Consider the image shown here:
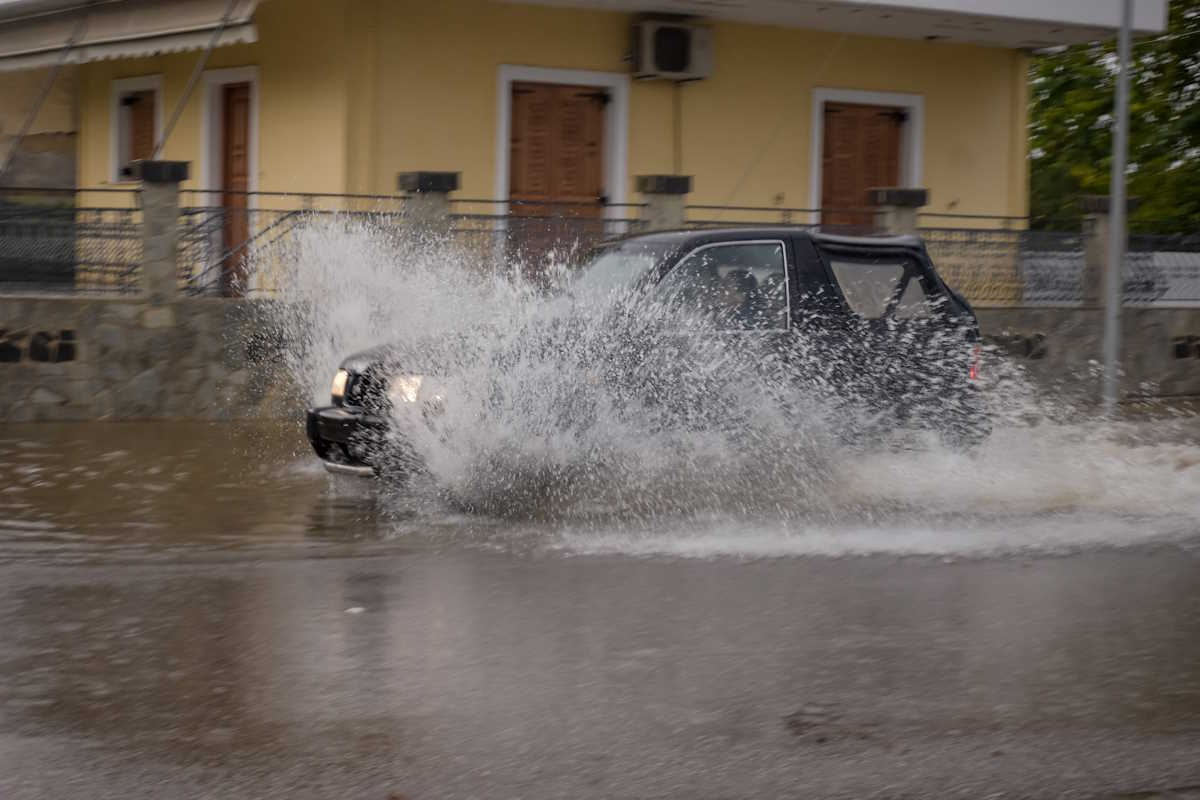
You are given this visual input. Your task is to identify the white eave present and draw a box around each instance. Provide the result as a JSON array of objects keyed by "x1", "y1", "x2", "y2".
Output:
[
  {"x1": 0, "y1": 0, "x2": 259, "y2": 72},
  {"x1": 498, "y1": 0, "x2": 1170, "y2": 47}
]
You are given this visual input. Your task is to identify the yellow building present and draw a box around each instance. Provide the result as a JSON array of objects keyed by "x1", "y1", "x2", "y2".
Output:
[{"x1": 0, "y1": 0, "x2": 1169, "y2": 222}]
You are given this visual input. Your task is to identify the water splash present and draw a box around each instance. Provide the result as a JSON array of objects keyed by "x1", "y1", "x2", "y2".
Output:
[{"x1": 255, "y1": 216, "x2": 1200, "y2": 556}]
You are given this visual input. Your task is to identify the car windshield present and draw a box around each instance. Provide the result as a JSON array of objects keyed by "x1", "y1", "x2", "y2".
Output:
[{"x1": 571, "y1": 241, "x2": 675, "y2": 295}]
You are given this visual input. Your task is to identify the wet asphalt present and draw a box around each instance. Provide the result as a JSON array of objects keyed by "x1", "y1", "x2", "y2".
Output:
[{"x1": 1, "y1": 422, "x2": 1199, "y2": 799}]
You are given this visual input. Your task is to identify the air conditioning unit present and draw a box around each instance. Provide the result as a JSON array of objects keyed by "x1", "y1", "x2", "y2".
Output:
[{"x1": 631, "y1": 20, "x2": 713, "y2": 82}]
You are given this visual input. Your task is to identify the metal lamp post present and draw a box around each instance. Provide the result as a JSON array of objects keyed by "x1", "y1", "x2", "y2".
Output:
[{"x1": 1102, "y1": 0, "x2": 1133, "y2": 416}]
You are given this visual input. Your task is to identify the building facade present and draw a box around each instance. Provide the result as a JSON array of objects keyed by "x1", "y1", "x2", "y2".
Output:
[{"x1": 0, "y1": 0, "x2": 1171, "y2": 220}]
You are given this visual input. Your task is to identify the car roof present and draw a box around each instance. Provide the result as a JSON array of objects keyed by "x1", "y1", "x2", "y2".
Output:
[{"x1": 610, "y1": 227, "x2": 924, "y2": 250}]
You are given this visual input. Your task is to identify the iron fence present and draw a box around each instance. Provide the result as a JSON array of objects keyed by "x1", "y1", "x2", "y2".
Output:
[
  {"x1": 0, "y1": 190, "x2": 143, "y2": 294},
  {"x1": 178, "y1": 189, "x2": 409, "y2": 214},
  {"x1": 686, "y1": 204, "x2": 822, "y2": 229},
  {"x1": 450, "y1": 200, "x2": 646, "y2": 276},
  {"x1": 1126, "y1": 233, "x2": 1200, "y2": 306},
  {"x1": 178, "y1": 206, "x2": 310, "y2": 295},
  {"x1": 2, "y1": 188, "x2": 1198, "y2": 306},
  {"x1": 920, "y1": 227, "x2": 1086, "y2": 307}
]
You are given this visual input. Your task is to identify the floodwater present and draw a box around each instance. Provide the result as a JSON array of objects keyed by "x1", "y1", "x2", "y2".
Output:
[
  {"x1": 1, "y1": 419, "x2": 1200, "y2": 799},
  {"x1": 3, "y1": 220, "x2": 1200, "y2": 797}
]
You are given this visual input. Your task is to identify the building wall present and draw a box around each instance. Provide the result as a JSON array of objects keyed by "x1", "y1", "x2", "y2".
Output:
[
  {"x1": 72, "y1": 0, "x2": 1029, "y2": 218},
  {"x1": 359, "y1": 0, "x2": 1029, "y2": 217},
  {"x1": 0, "y1": 66, "x2": 77, "y2": 188},
  {"x1": 0, "y1": 66, "x2": 76, "y2": 137},
  {"x1": 76, "y1": 0, "x2": 348, "y2": 200}
]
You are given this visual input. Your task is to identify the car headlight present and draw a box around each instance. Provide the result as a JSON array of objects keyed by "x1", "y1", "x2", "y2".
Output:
[
  {"x1": 330, "y1": 369, "x2": 349, "y2": 401},
  {"x1": 388, "y1": 374, "x2": 424, "y2": 405}
]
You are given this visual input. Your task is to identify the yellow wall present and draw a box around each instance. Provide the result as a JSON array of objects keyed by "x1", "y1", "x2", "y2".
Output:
[
  {"x1": 74, "y1": 0, "x2": 1030, "y2": 218},
  {"x1": 0, "y1": 66, "x2": 77, "y2": 136},
  {"x1": 77, "y1": 0, "x2": 347, "y2": 200}
]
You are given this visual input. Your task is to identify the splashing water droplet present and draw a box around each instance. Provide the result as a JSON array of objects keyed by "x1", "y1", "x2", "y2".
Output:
[{"x1": 253, "y1": 216, "x2": 1200, "y2": 556}]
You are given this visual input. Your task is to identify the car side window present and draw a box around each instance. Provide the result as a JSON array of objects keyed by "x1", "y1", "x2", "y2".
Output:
[
  {"x1": 829, "y1": 260, "x2": 905, "y2": 319},
  {"x1": 656, "y1": 241, "x2": 788, "y2": 330},
  {"x1": 894, "y1": 275, "x2": 933, "y2": 319}
]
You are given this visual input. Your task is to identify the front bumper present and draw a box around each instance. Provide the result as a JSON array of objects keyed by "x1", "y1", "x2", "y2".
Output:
[{"x1": 306, "y1": 405, "x2": 389, "y2": 476}]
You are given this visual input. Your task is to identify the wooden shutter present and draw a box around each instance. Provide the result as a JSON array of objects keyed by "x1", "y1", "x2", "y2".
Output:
[
  {"x1": 128, "y1": 89, "x2": 156, "y2": 164},
  {"x1": 821, "y1": 102, "x2": 904, "y2": 230},
  {"x1": 509, "y1": 82, "x2": 605, "y2": 217},
  {"x1": 510, "y1": 82, "x2": 555, "y2": 216},
  {"x1": 552, "y1": 86, "x2": 605, "y2": 217},
  {"x1": 508, "y1": 82, "x2": 608, "y2": 278}
]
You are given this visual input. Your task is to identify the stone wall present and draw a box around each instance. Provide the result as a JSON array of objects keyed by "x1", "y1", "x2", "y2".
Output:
[
  {"x1": 978, "y1": 307, "x2": 1200, "y2": 401},
  {"x1": 2, "y1": 295, "x2": 1199, "y2": 422},
  {"x1": 0, "y1": 295, "x2": 293, "y2": 422}
]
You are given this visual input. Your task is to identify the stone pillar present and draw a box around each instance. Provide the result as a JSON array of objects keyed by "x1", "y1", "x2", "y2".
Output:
[
  {"x1": 636, "y1": 175, "x2": 692, "y2": 231},
  {"x1": 869, "y1": 187, "x2": 928, "y2": 235},
  {"x1": 397, "y1": 171, "x2": 460, "y2": 235},
  {"x1": 134, "y1": 160, "x2": 188, "y2": 307},
  {"x1": 1081, "y1": 195, "x2": 1141, "y2": 308}
]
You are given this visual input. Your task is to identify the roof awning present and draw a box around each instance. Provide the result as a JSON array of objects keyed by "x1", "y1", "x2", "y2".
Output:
[{"x1": 0, "y1": 0, "x2": 259, "y2": 72}]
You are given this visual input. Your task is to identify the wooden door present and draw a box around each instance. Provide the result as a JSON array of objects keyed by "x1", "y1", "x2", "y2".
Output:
[
  {"x1": 221, "y1": 83, "x2": 251, "y2": 296},
  {"x1": 509, "y1": 82, "x2": 606, "y2": 274},
  {"x1": 821, "y1": 102, "x2": 904, "y2": 231}
]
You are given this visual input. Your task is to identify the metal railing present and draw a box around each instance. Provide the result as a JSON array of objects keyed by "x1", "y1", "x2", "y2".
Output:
[
  {"x1": 178, "y1": 206, "x2": 310, "y2": 295},
  {"x1": 1126, "y1": 233, "x2": 1200, "y2": 306},
  {"x1": 449, "y1": 199, "x2": 646, "y2": 275},
  {"x1": 2, "y1": 188, "x2": 1198, "y2": 307},
  {"x1": 686, "y1": 204, "x2": 822, "y2": 229},
  {"x1": 921, "y1": 227, "x2": 1085, "y2": 307},
  {"x1": 0, "y1": 187, "x2": 143, "y2": 294}
]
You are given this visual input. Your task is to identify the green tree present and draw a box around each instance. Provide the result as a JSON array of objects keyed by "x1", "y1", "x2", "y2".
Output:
[{"x1": 1030, "y1": 0, "x2": 1200, "y2": 233}]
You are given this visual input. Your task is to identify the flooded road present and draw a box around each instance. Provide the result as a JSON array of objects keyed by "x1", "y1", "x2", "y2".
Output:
[{"x1": 2, "y1": 420, "x2": 1200, "y2": 799}]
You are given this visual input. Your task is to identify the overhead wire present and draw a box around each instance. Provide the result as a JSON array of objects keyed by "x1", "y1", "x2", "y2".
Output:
[{"x1": 715, "y1": 31, "x2": 848, "y2": 216}]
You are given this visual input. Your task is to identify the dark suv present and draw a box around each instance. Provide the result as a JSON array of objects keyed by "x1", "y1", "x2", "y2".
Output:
[{"x1": 306, "y1": 227, "x2": 986, "y2": 476}]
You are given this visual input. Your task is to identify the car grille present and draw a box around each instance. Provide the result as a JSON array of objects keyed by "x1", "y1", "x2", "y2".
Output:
[{"x1": 345, "y1": 370, "x2": 387, "y2": 410}]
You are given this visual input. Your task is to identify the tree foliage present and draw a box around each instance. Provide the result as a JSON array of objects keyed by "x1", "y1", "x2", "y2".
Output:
[{"x1": 1030, "y1": 0, "x2": 1200, "y2": 232}]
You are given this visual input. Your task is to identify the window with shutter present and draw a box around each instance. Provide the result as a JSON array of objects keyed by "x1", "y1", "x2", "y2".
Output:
[
  {"x1": 111, "y1": 77, "x2": 161, "y2": 182},
  {"x1": 508, "y1": 81, "x2": 608, "y2": 276},
  {"x1": 821, "y1": 102, "x2": 904, "y2": 231}
]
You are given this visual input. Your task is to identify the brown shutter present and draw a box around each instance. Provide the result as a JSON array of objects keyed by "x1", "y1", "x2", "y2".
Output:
[
  {"x1": 821, "y1": 102, "x2": 904, "y2": 230},
  {"x1": 508, "y1": 82, "x2": 608, "y2": 277},
  {"x1": 510, "y1": 82, "x2": 555, "y2": 215},
  {"x1": 553, "y1": 86, "x2": 605, "y2": 214},
  {"x1": 128, "y1": 90, "x2": 155, "y2": 162},
  {"x1": 509, "y1": 82, "x2": 605, "y2": 217}
]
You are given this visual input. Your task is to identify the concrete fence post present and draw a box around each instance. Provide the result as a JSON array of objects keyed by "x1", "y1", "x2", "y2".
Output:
[
  {"x1": 134, "y1": 160, "x2": 188, "y2": 307},
  {"x1": 636, "y1": 174, "x2": 692, "y2": 231},
  {"x1": 869, "y1": 187, "x2": 929, "y2": 235},
  {"x1": 1081, "y1": 195, "x2": 1141, "y2": 308},
  {"x1": 397, "y1": 171, "x2": 460, "y2": 235}
]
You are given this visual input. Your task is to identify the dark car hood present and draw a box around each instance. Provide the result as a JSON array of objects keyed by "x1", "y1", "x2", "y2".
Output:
[
  {"x1": 337, "y1": 313, "x2": 604, "y2": 378},
  {"x1": 337, "y1": 328, "x2": 504, "y2": 377}
]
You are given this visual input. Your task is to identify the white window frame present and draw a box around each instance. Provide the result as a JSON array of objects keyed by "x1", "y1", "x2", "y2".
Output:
[
  {"x1": 199, "y1": 66, "x2": 260, "y2": 201},
  {"x1": 808, "y1": 88, "x2": 925, "y2": 225},
  {"x1": 494, "y1": 64, "x2": 630, "y2": 220},
  {"x1": 109, "y1": 75, "x2": 164, "y2": 184}
]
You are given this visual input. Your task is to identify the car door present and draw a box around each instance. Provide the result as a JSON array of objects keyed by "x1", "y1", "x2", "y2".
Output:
[
  {"x1": 648, "y1": 238, "x2": 794, "y2": 428},
  {"x1": 653, "y1": 238, "x2": 793, "y2": 340}
]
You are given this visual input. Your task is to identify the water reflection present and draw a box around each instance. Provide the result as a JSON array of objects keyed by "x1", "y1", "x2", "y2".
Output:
[{"x1": 1, "y1": 546, "x2": 1198, "y2": 797}]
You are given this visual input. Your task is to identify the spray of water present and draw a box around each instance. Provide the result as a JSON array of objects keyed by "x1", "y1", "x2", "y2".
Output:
[{"x1": 256, "y1": 216, "x2": 1200, "y2": 556}]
